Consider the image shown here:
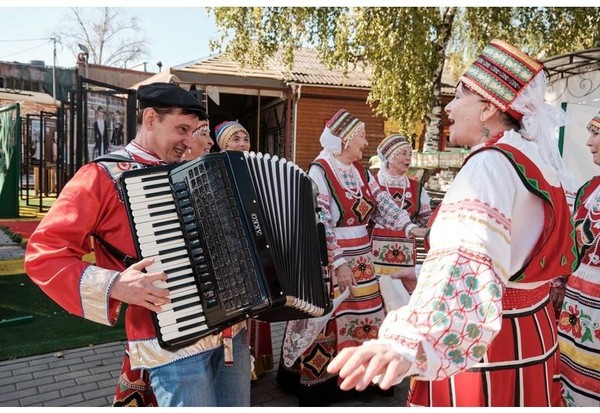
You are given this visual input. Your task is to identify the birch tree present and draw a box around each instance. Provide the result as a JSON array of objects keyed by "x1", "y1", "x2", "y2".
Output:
[{"x1": 209, "y1": 7, "x2": 600, "y2": 152}]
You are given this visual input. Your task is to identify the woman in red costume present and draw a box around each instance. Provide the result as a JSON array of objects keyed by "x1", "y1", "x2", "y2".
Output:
[
  {"x1": 276, "y1": 109, "x2": 426, "y2": 406},
  {"x1": 327, "y1": 39, "x2": 579, "y2": 407}
]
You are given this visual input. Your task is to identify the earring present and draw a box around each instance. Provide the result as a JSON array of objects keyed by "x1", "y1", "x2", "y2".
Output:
[{"x1": 482, "y1": 122, "x2": 490, "y2": 138}]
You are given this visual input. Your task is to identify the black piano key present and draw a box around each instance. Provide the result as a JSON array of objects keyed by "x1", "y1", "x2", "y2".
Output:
[
  {"x1": 161, "y1": 252, "x2": 191, "y2": 263},
  {"x1": 171, "y1": 292, "x2": 199, "y2": 304},
  {"x1": 173, "y1": 299, "x2": 202, "y2": 313},
  {"x1": 149, "y1": 208, "x2": 177, "y2": 218},
  {"x1": 155, "y1": 245, "x2": 189, "y2": 256},
  {"x1": 149, "y1": 200, "x2": 176, "y2": 209},
  {"x1": 156, "y1": 234, "x2": 184, "y2": 245},
  {"x1": 178, "y1": 320, "x2": 208, "y2": 332},
  {"x1": 176, "y1": 312, "x2": 205, "y2": 324},
  {"x1": 155, "y1": 226, "x2": 181, "y2": 237},
  {"x1": 152, "y1": 218, "x2": 180, "y2": 229},
  {"x1": 168, "y1": 280, "x2": 197, "y2": 292}
]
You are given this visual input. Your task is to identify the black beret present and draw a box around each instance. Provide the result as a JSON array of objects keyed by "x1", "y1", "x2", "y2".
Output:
[{"x1": 137, "y1": 82, "x2": 207, "y2": 119}]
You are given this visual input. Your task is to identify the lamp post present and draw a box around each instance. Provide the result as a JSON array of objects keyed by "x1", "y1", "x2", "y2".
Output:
[
  {"x1": 52, "y1": 36, "x2": 57, "y2": 99},
  {"x1": 77, "y1": 44, "x2": 89, "y2": 78}
]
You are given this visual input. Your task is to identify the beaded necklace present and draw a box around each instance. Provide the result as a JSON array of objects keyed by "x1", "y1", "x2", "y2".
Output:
[
  {"x1": 378, "y1": 168, "x2": 408, "y2": 209},
  {"x1": 326, "y1": 152, "x2": 363, "y2": 199}
]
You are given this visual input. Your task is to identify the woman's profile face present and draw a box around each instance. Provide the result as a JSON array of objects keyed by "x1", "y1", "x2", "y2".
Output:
[
  {"x1": 445, "y1": 83, "x2": 487, "y2": 148},
  {"x1": 586, "y1": 130, "x2": 600, "y2": 166},
  {"x1": 343, "y1": 130, "x2": 368, "y2": 162},
  {"x1": 225, "y1": 131, "x2": 251, "y2": 151},
  {"x1": 181, "y1": 124, "x2": 213, "y2": 161},
  {"x1": 387, "y1": 146, "x2": 412, "y2": 176}
]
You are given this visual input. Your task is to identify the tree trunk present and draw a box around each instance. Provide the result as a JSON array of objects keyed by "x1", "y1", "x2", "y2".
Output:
[{"x1": 422, "y1": 7, "x2": 457, "y2": 153}]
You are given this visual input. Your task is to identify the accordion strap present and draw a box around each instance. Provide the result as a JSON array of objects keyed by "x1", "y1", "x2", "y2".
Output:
[
  {"x1": 92, "y1": 234, "x2": 137, "y2": 268},
  {"x1": 91, "y1": 154, "x2": 138, "y2": 267},
  {"x1": 92, "y1": 153, "x2": 135, "y2": 163}
]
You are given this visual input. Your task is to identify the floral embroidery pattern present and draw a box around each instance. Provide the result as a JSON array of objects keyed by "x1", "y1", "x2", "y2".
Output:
[
  {"x1": 373, "y1": 241, "x2": 415, "y2": 265},
  {"x1": 344, "y1": 317, "x2": 381, "y2": 340},
  {"x1": 559, "y1": 303, "x2": 599, "y2": 344},
  {"x1": 351, "y1": 256, "x2": 372, "y2": 281},
  {"x1": 558, "y1": 304, "x2": 583, "y2": 339}
]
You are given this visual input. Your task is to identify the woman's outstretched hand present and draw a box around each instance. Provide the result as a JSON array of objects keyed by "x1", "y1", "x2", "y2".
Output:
[{"x1": 326, "y1": 344, "x2": 411, "y2": 391}]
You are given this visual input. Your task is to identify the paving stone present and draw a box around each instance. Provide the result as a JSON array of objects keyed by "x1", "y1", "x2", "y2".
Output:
[
  {"x1": 1, "y1": 386, "x2": 39, "y2": 404},
  {"x1": 0, "y1": 373, "x2": 33, "y2": 387},
  {"x1": 38, "y1": 379, "x2": 76, "y2": 394},
  {"x1": 15, "y1": 375, "x2": 54, "y2": 391},
  {"x1": 32, "y1": 366, "x2": 69, "y2": 379},
  {"x1": 0, "y1": 383, "x2": 16, "y2": 395},
  {"x1": 70, "y1": 396, "x2": 111, "y2": 407},
  {"x1": 20, "y1": 390, "x2": 61, "y2": 406},
  {"x1": 75, "y1": 371, "x2": 112, "y2": 385},
  {"x1": 60, "y1": 381, "x2": 99, "y2": 397},
  {"x1": 45, "y1": 393, "x2": 85, "y2": 406}
]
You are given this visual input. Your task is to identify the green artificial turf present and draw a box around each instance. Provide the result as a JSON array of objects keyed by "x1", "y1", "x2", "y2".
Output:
[{"x1": 0, "y1": 273, "x2": 126, "y2": 361}]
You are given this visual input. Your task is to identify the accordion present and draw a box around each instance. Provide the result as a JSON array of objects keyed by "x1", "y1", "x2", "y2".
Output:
[{"x1": 121, "y1": 151, "x2": 332, "y2": 349}]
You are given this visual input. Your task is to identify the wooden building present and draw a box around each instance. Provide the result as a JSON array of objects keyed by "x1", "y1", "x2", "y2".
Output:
[{"x1": 133, "y1": 48, "x2": 398, "y2": 171}]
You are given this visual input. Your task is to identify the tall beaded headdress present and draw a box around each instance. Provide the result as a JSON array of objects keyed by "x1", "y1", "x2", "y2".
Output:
[
  {"x1": 377, "y1": 134, "x2": 411, "y2": 167},
  {"x1": 319, "y1": 109, "x2": 365, "y2": 155},
  {"x1": 461, "y1": 39, "x2": 575, "y2": 194},
  {"x1": 214, "y1": 120, "x2": 248, "y2": 149},
  {"x1": 461, "y1": 39, "x2": 543, "y2": 121}
]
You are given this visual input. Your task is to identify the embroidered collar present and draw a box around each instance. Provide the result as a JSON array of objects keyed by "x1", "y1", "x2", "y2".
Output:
[{"x1": 125, "y1": 141, "x2": 165, "y2": 166}]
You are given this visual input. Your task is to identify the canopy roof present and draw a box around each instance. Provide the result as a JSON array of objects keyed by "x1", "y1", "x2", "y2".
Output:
[{"x1": 541, "y1": 47, "x2": 600, "y2": 83}]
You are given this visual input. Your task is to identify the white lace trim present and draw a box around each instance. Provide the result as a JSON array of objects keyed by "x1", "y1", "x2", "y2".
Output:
[{"x1": 282, "y1": 289, "x2": 350, "y2": 367}]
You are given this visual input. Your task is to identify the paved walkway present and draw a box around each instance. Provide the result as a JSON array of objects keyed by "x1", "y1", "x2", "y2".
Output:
[
  {"x1": 0, "y1": 228, "x2": 408, "y2": 407},
  {"x1": 0, "y1": 321, "x2": 408, "y2": 407}
]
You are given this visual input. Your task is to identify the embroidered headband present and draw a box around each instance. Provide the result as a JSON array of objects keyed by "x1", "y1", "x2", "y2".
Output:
[
  {"x1": 377, "y1": 134, "x2": 411, "y2": 166},
  {"x1": 319, "y1": 109, "x2": 365, "y2": 155},
  {"x1": 588, "y1": 110, "x2": 600, "y2": 134},
  {"x1": 192, "y1": 120, "x2": 210, "y2": 137}
]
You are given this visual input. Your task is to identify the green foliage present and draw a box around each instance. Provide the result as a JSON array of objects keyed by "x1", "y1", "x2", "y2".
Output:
[
  {"x1": 209, "y1": 7, "x2": 600, "y2": 138},
  {"x1": 0, "y1": 274, "x2": 126, "y2": 360}
]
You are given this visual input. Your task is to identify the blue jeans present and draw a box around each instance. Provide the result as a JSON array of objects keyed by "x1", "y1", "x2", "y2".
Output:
[{"x1": 148, "y1": 330, "x2": 251, "y2": 406}]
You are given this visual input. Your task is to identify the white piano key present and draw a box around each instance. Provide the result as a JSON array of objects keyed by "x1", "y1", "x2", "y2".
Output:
[
  {"x1": 124, "y1": 173, "x2": 169, "y2": 185},
  {"x1": 157, "y1": 305, "x2": 205, "y2": 327},
  {"x1": 131, "y1": 203, "x2": 177, "y2": 218},
  {"x1": 159, "y1": 294, "x2": 201, "y2": 312},
  {"x1": 125, "y1": 177, "x2": 169, "y2": 190},
  {"x1": 139, "y1": 234, "x2": 185, "y2": 248},
  {"x1": 161, "y1": 324, "x2": 210, "y2": 342},
  {"x1": 139, "y1": 239, "x2": 186, "y2": 256},
  {"x1": 169, "y1": 282, "x2": 200, "y2": 294},
  {"x1": 129, "y1": 193, "x2": 176, "y2": 210},
  {"x1": 143, "y1": 249, "x2": 189, "y2": 265},
  {"x1": 160, "y1": 266, "x2": 193, "y2": 281},
  {"x1": 133, "y1": 211, "x2": 179, "y2": 224},
  {"x1": 160, "y1": 316, "x2": 208, "y2": 334},
  {"x1": 147, "y1": 257, "x2": 191, "y2": 272},
  {"x1": 127, "y1": 186, "x2": 172, "y2": 201},
  {"x1": 137, "y1": 222, "x2": 182, "y2": 239},
  {"x1": 157, "y1": 277, "x2": 197, "y2": 291}
]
